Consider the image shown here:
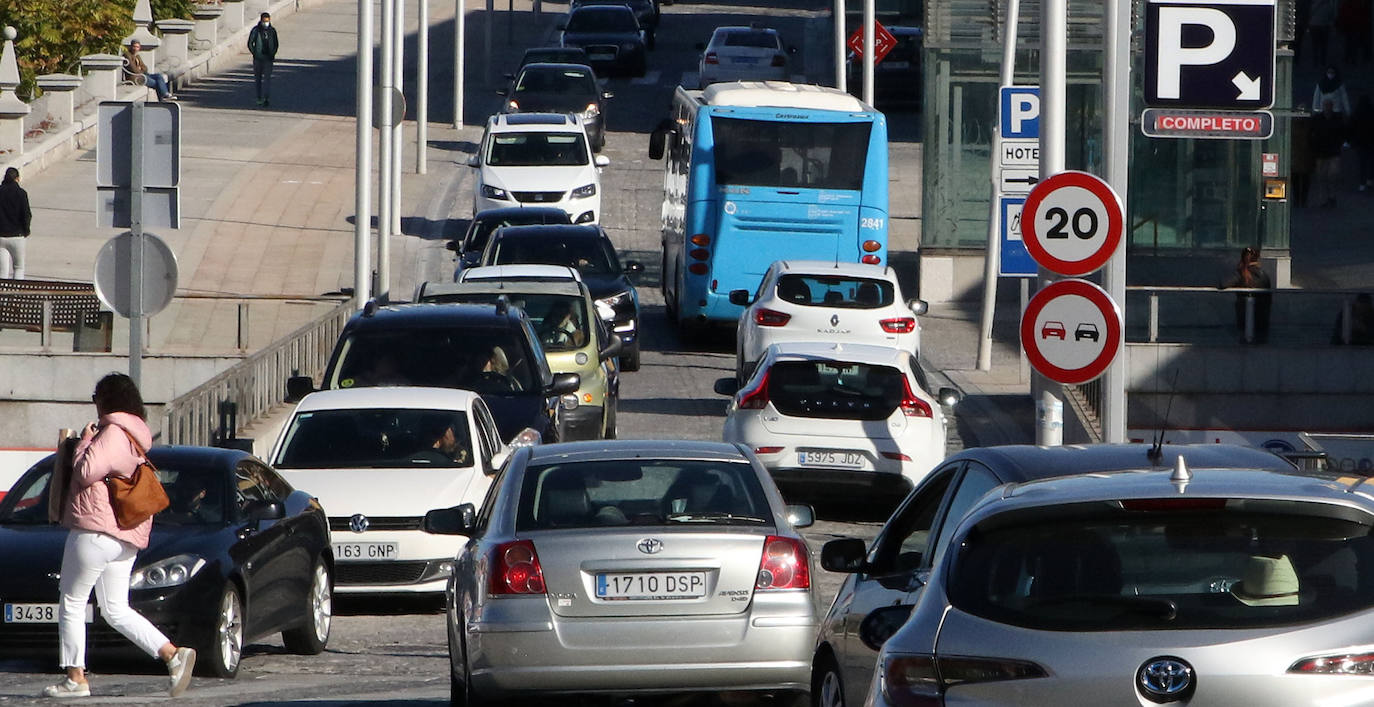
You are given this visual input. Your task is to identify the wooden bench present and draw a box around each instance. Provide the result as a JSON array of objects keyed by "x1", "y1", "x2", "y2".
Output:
[{"x1": 0, "y1": 279, "x2": 113, "y2": 351}]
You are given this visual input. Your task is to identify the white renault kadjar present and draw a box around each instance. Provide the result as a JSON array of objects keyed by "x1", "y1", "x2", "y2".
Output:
[
  {"x1": 269, "y1": 387, "x2": 512, "y2": 595},
  {"x1": 468, "y1": 112, "x2": 610, "y2": 225},
  {"x1": 716, "y1": 342, "x2": 961, "y2": 492},
  {"x1": 731, "y1": 260, "x2": 927, "y2": 384}
]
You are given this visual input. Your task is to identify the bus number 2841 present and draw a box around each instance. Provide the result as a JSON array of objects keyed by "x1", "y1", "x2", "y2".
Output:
[{"x1": 860, "y1": 217, "x2": 885, "y2": 230}]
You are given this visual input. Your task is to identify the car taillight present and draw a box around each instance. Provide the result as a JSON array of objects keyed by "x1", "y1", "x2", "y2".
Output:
[
  {"x1": 756, "y1": 535, "x2": 809, "y2": 590},
  {"x1": 690, "y1": 248, "x2": 710, "y2": 261},
  {"x1": 704, "y1": 51, "x2": 719, "y2": 64},
  {"x1": 771, "y1": 54, "x2": 786, "y2": 67},
  {"x1": 862, "y1": 239, "x2": 882, "y2": 252},
  {"x1": 489, "y1": 540, "x2": 545, "y2": 595},
  {"x1": 900, "y1": 376, "x2": 932, "y2": 418},
  {"x1": 861, "y1": 254, "x2": 882, "y2": 264},
  {"x1": 881, "y1": 451, "x2": 912, "y2": 461},
  {"x1": 1290, "y1": 652, "x2": 1374, "y2": 675},
  {"x1": 754, "y1": 308, "x2": 791, "y2": 327},
  {"x1": 688, "y1": 263, "x2": 708, "y2": 275},
  {"x1": 754, "y1": 446, "x2": 783, "y2": 454},
  {"x1": 881, "y1": 317, "x2": 916, "y2": 333},
  {"x1": 690, "y1": 233, "x2": 711, "y2": 246},
  {"x1": 883, "y1": 654, "x2": 1046, "y2": 707},
  {"x1": 738, "y1": 369, "x2": 770, "y2": 409}
]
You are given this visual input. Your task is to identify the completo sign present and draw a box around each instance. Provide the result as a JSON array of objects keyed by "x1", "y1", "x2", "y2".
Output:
[{"x1": 1141, "y1": 108, "x2": 1274, "y2": 139}]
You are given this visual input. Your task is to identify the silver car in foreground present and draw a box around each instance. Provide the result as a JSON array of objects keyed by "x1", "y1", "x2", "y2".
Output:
[
  {"x1": 424, "y1": 440, "x2": 818, "y2": 706},
  {"x1": 868, "y1": 456, "x2": 1374, "y2": 706}
]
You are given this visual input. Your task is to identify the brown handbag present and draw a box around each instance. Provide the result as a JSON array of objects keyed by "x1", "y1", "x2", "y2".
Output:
[{"x1": 105, "y1": 428, "x2": 169, "y2": 530}]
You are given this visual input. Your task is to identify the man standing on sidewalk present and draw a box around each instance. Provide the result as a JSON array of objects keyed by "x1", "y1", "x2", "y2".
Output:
[
  {"x1": 248, "y1": 12, "x2": 279, "y2": 106},
  {"x1": 0, "y1": 167, "x2": 32, "y2": 279}
]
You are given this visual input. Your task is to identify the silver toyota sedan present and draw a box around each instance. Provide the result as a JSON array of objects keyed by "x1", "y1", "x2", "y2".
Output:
[
  {"x1": 866, "y1": 456, "x2": 1374, "y2": 706},
  {"x1": 423, "y1": 440, "x2": 818, "y2": 705}
]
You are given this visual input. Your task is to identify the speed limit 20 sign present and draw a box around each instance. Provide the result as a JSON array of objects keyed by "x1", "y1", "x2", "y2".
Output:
[{"x1": 1022, "y1": 171, "x2": 1125, "y2": 277}]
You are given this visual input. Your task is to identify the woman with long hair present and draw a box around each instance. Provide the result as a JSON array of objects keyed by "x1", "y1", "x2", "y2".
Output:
[{"x1": 1221, "y1": 247, "x2": 1273, "y2": 344}]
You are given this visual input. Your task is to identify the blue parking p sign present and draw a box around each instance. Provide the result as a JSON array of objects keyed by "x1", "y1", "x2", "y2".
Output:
[{"x1": 1000, "y1": 87, "x2": 1041, "y2": 139}]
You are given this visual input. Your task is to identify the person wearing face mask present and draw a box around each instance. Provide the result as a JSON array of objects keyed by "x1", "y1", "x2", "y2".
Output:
[{"x1": 247, "y1": 12, "x2": 279, "y2": 106}]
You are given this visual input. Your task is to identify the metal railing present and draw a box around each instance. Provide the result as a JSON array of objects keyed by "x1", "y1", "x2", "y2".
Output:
[{"x1": 162, "y1": 297, "x2": 351, "y2": 446}]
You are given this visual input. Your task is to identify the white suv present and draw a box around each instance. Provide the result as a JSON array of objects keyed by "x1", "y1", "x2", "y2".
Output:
[{"x1": 468, "y1": 113, "x2": 610, "y2": 224}]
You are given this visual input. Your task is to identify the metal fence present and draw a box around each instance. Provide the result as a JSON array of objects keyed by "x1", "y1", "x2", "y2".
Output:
[{"x1": 162, "y1": 298, "x2": 352, "y2": 446}]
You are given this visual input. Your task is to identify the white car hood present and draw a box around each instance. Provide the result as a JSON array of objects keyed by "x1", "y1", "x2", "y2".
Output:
[
  {"x1": 280, "y1": 467, "x2": 485, "y2": 517},
  {"x1": 483, "y1": 164, "x2": 594, "y2": 192}
]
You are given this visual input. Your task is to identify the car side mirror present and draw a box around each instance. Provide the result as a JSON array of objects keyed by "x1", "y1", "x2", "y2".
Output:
[
  {"x1": 648, "y1": 118, "x2": 673, "y2": 160},
  {"x1": 445, "y1": 239, "x2": 462, "y2": 252},
  {"x1": 602, "y1": 91, "x2": 614, "y2": 100},
  {"x1": 466, "y1": 156, "x2": 480, "y2": 168},
  {"x1": 285, "y1": 375, "x2": 315, "y2": 403},
  {"x1": 728, "y1": 289, "x2": 751, "y2": 306},
  {"x1": 594, "y1": 154, "x2": 611, "y2": 168},
  {"x1": 600, "y1": 333, "x2": 624, "y2": 359},
  {"x1": 422, "y1": 503, "x2": 477, "y2": 535},
  {"x1": 784, "y1": 504, "x2": 814, "y2": 529},
  {"x1": 244, "y1": 499, "x2": 285, "y2": 522},
  {"x1": 938, "y1": 387, "x2": 963, "y2": 407},
  {"x1": 624, "y1": 260, "x2": 643, "y2": 274},
  {"x1": 549, "y1": 372, "x2": 581, "y2": 396},
  {"x1": 489, "y1": 449, "x2": 510, "y2": 473},
  {"x1": 821, "y1": 537, "x2": 869, "y2": 573},
  {"x1": 858, "y1": 604, "x2": 914, "y2": 652},
  {"x1": 713, "y1": 377, "x2": 740, "y2": 396},
  {"x1": 907, "y1": 298, "x2": 928, "y2": 315}
]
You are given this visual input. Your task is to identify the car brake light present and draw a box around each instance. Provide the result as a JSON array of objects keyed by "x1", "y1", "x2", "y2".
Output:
[
  {"x1": 489, "y1": 540, "x2": 546, "y2": 595},
  {"x1": 754, "y1": 446, "x2": 783, "y2": 455},
  {"x1": 881, "y1": 317, "x2": 916, "y2": 333},
  {"x1": 883, "y1": 654, "x2": 1047, "y2": 706},
  {"x1": 754, "y1": 308, "x2": 791, "y2": 327},
  {"x1": 771, "y1": 54, "x2": 786, "y2": 67},
  {"x1": 1290, "y1": 652, "x2": 1374, "y2": 675},
  {"x1": 861, "y1": 254, "x2": 882, "y2": 264},
  {"x1": 900, "y1": 377, "x2": 932, "y2": 418},
  {"x1": 1120, "y1": 498, "x2": 1228, "y2": 512},
  {"x1": 756, "y1": 535, "x2": 809, "y2": 590},
  {"x1": 738, "y1": 369, "x2": 770, "y2": 409},
  {"x1": 704, "y1": 51, "x2": 719, "y2": 65},
  {"x1": 881, "y1": 451, "x2": 912, "y2": 461}
]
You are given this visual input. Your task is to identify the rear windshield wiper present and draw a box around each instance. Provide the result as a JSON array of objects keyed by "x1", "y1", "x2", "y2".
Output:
[{"x1": 665, "y1": 512, "x2": 769, "y2": 524}]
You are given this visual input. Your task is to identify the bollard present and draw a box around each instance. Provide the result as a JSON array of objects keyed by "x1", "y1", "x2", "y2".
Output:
[
  {"x1": 40, "y1": 300, "x2": 52, "y2": 351},
  {"x1": 237, "y1": 302, "x2": 250, "y2": 351}
]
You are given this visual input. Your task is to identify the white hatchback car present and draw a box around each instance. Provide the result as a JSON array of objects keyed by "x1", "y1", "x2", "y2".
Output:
[
  {"x1": 716, "y1": 342, "x2": 960, "y2": 492},
  {"x1": 468, "y1": 112, "x2": 610, "y2": 225},
  {"x1": 697, "y1": 25, "x2": 793, "y2": 87},
  {"x1": 732, "y1": 260, "x2": 927, "y2": 383},
  {"x1": 269, "y1": 387, "x2": 511, "y2": 595}
]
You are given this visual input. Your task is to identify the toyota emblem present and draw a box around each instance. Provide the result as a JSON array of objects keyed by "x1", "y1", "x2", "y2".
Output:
[
  {"x1": 349, "y1": 514, "x2": 370, "y2": 533},
  {"x1": 1137, "y1": 657, "x2": 1194, "y2": 703},
  {"x1": 636, "y1": 538, "x2": 663, "y2": 554},
  {"x1": 830, "y1": 314, "x2": 840, "y2": 326}
]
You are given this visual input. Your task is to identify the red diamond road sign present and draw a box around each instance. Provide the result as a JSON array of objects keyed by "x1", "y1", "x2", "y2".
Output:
[{"x1": 847, "y1": 21, "x2": 898, "y2": 65}]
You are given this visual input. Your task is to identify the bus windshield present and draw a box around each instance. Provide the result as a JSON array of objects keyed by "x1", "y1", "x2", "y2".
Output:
[{"x1": 711, "y1": 117, "x2": 871, "y2": 190}]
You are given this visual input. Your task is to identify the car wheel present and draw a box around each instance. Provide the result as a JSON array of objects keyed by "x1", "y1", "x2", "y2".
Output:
[
  {"x1": 812, "y1": 652, "x2": 845, "y2": 707},
  {"x1": 201, "y1": 583, "x2": 244, "y2": 678},
  {"x1": 282, "y1": 559, "x2": 332, "y2": 655},
  {"x1": 449, "y1": 613, "x2": 487, "y2": 707},
  {"x1": 621, "y1": 342, "x2": 641, "y2": 372}
]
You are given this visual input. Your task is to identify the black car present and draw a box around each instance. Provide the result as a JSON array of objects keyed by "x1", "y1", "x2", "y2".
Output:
[
  {"x1": 500, "y1": 63, "x2": 613, "y2": 151},
  {"x1": 809, "y1": 443, "x2": 1298, "y2": 707},
  {"x1": 286, "y1": 301, "x2": 581, "y2": 443},
  {"x1": 559, "y1": 5, "x2": 648, "y2": 78},
  {"x1": 846, "y1": 25, "x2": 923, "y2": 108},
  {"x1": 481, "y1": 224, "x2": 643, "y2": 371},
  {"x1": 518, "y1": 45, "x2": 590, "y2": 70},
  {"x1": 570, "y1": 0, "x2": 659, "y2": 49},
  {"x1": 448, "y1": 206, "x2": 572, "y2": 277},
  {"x1": 0, "y1": 447, "x2": 332, "y2": 678}
]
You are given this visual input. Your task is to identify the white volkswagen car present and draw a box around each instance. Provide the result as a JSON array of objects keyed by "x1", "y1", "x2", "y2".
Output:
[
  {"x1": 270, "y1": 387, "x2": 511, "y2": 595},
  {"x1": 731, "y1": 260, "x2": 927, "y2": 384},
  {"x1": 716, "y1": 342, "x2": 960, "y2": 492},
  {"x1": 468, "y1": 112, "x2": 610, "y2": 225}
]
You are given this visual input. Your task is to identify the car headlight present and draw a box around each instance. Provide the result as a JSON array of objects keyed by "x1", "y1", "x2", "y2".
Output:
[
  {"x1": 130, "y1": 554, "x2": 207, "y2": 590},
  {"x1": 481, "y1": 184, "x2": 509, "y2": 200},
  {"x1": 506, "y1": 99, "x2": 519, "y2": 111},
  {"x1": 581, "y1": 103, "x2": 600, "y2": 120},
  {"x1": 596, "y1": 291, "x2": 631, "y2": 312},
  {"x1": 571, "y1": 183, "x2": 597, "y2": 199},
  {"x1": 622, "y1": 42, "x2": 640, "y2": 51},
  {"x1": 561, "y1": 394, "x2": 579, "y2": 410}
]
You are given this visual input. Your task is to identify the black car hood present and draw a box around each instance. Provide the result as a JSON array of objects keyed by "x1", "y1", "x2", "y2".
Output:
[
  {"x1": 510, "y1": 94, "x2": 595, "y2": 114},
  {"x1": 581, "y1": 273, "x2": 632, "y2": 299},
  {"x1": 564, "y1": 31, "x2": 640, "y2": 46},
  {"x1": 482, "y1": 393, "x2": 551, "y2": 442},
  {"x1": 0, "y1": 524, "x2": 223, "y2": 599}
]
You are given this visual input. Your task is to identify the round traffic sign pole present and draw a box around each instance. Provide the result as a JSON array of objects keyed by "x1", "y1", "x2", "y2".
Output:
[
  {"x1": 1020, "y1": 278, "x2": 1122, "y2": 385},
  {"x1": 1021, "y1": 170, "x2": 1124, "y2": 276}
]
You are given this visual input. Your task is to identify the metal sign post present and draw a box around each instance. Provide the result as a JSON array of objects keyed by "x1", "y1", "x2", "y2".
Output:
[
  {"x1": 454, "y1": 0, "x2": 465, "y2": 128},
  {"x1": 862, "y1": 0, "x2": 875, "y2": 105},
  {"x1": 834, "y1": 0, "x2": 846, "y2": 92},
  {"x1": 1102, "y1": 0, "x2": 1130, "y2": 442},
  {"x1": 977, "y1": 0, "x2": 1022, "y2": 372},
  {"x1": 1035, "y1": 0, "x2": 1067, "y2": 446},
  {"x1": 418, "y1": 0, "x2": 428, "y2": 175},
  {"x1": 356, "y1": 0, "x2": 374, "y2": 310},
  {"x1": 129, "y1": 102, "x2": 145, "y2": 387}
]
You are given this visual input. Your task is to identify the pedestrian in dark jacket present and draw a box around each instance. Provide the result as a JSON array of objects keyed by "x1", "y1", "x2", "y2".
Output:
[
  {"x1": 1221, "y1": 246, "x2": 1272, "y2": 344},
  {"x1": 0, "y1": 167, "x2": 32, "y2": 279},
  {"x1": 247, "y1": 12, "x2": 279, "y2": 106},
  {"x1": 1311, "y1": 99, "x2": 1346, "y2": 207}
]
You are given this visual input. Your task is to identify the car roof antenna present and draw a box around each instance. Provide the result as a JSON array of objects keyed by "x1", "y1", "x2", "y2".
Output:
[{"x1": 1148, "y1": 368, "x2": 1180, "y2": 466}]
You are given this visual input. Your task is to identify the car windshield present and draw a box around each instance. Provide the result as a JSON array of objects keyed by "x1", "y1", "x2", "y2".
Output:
[
  {"x1": 467, "y1": 212, "x2": 570, "y2": 251},
  {"x1": 0, "y1": 461, "x2": 227, "y2": 526},
  {"x1": 487, "y1": 132, "x2": 589, "y2": 167},
  {"x1": 421, "y1": 293, "x2": 590, "y2": 352},
  {"x1": 765, "y1": 360, "x2": 906, "y2": 421},
  {"x1": 523, "y1": 49, "x2": 587, "y2": 66},
  {"x1": 566, "y1": 7, "x2": 638, "y2": 32},
  {"x1": 949, "y1": 500, "x2": 1374, "y2": 630},
  {"x1": 711, "y1": 117, "x2": 870, "y2": 190},
  {"x1": 516, "y1": 459, "x2": 771, "y2": 530},
  {"x1": 328, "y1": 328, "x2": 539, "y2": 395},
  {"x1": 274, "y1": 408, "x2": 474, "y2": 469},
  {"x1": 489, "y1": 237, "x2": 619, "y2": 275},
  {"x1": 515, "y1": 67, "x2": 597, "y2": 96},
  {"x1": 774, "y1": 274, "x2": 895, "y2": 308},
  {"x1": 720, "y1": 31, "x2": 779, "y2": 49}
]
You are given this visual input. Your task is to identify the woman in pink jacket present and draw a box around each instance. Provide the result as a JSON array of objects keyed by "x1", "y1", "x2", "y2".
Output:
[{"x1": 43, "y1": 373, "x2": 197, "y2": 699}]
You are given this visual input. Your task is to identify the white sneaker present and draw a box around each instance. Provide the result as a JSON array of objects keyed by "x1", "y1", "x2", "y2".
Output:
[
  {"x1": 166, "y1": 647, "x2": 196, "y2": 697},
  {"x1": 41, "y1": 678, "x2": 90, "y2": 698}
]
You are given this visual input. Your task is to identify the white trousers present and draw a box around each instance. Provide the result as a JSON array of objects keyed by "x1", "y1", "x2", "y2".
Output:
[
  {"x1": 0, "y1": 235, "x2": 24, "y2": 279},
  {"x1": 58, "y1": 529, "x2": 169, "y2": 669}
]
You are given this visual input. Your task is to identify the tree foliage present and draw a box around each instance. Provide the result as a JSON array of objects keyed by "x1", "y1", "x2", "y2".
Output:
[{"x1": 0, "y1": 0, "x2": 197, "y2": 99}]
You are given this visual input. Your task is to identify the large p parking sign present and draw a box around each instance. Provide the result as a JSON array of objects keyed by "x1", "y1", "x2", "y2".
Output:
[{"x1": 1145, "y1": 0, "x2": 1275, "y2": 109}]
